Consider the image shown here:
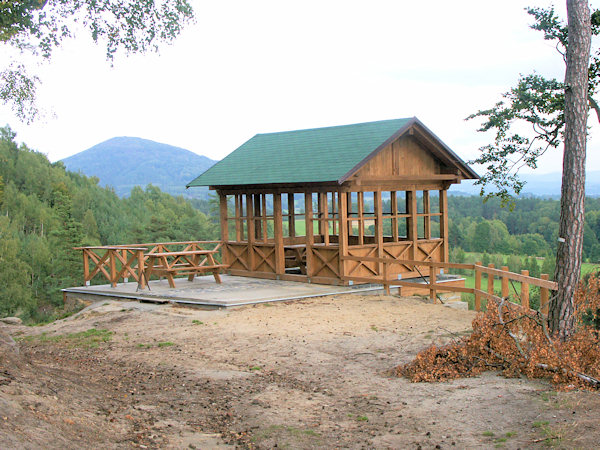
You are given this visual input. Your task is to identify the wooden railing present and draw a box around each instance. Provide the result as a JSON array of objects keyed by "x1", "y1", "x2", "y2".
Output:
[
  {"x1": 341, "y1": 256, "x2": 557, "y2": 314},
  {"x1": 74, "y1": 241, "x2": 223, "y2": 288}
]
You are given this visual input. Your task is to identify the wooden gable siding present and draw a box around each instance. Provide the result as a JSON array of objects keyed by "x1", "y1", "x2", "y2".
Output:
[{"x1": 352, "y1": 135, "x2": 441, "y2": 180}]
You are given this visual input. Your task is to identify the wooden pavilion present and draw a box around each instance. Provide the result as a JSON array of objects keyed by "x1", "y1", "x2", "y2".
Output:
[{"x1": 187, "y1": 118, "x2": 478, "y2": 286}]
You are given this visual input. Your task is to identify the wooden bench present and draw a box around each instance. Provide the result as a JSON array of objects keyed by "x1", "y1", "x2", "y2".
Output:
[{"x1": 144, "y1": 250, "x2": 228, "y2": 288}]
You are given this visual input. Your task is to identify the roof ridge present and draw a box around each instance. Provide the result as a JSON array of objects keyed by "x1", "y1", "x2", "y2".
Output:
[{"x1": 254, "y1": 117, "x2": 413, "y2": 137}]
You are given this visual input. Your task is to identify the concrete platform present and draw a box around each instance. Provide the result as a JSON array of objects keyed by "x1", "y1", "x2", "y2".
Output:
[{"x1": 62, "y1": 275, "x2": 380, "y2": 308}]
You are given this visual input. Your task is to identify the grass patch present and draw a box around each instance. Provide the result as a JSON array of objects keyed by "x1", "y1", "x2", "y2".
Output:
[
  {"x1": 251, "y1": 424, "x2": 321, "y2": 442},
  {"x1": 157, "y1": 341, "x2": 175, "y2": 348},
  {"x1": 533, "y1": 421, "x2": 550, "y2": 428},
  {"x1": 191, "y1": 319, "x2": 204, "y2": 325},
  {"x1": 482, "y1": 431, "x2": 495, "y2": 437},
  {"x1": 356, "y1": 416, "x2": 369, "y2": 422},
  {"x1": 21, "y1": 328, "x2": 113, "y2": 349},
  {"x1": 249, "y1": 366, "x2": 262, "y2": 371}
]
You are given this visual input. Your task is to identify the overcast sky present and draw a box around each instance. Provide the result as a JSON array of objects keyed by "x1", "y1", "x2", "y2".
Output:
[{"x1": 2, "y1": 0, "x2": 599, "y2": 174}]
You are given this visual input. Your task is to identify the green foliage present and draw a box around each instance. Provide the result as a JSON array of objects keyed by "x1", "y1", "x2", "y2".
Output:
[
  {"x1": 1, "y1": 0, "x2": 195, "y2": 122},
  {"x1": 0, "y1": 126, "x2": 217, "y2": 321},
  {"x1": 467, "y1": 6, "x2": 600, "y2": 204}
]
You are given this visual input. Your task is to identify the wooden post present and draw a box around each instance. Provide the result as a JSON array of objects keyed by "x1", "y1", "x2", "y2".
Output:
[
  {"x1": 383, "y1": 262, "x2": 390, "y2": 295},
  {"x1": 304, "y1": 192, "x2": 314, "y2": 278},
  {"x1": 520, "y1": 270, "x2": 530, "y2": 308},
  {"x1": 391, "y1": 191, "x2": 399, "y2": 242},
  {"x1": 288, "y1": 193, "x2": 296, "y2": 238},
  {"x1": 487, "y1": 263, "x2": 495, "y2": 298},
  {"x1": 261, "y1": 194, "x2": 268, "y2": 242},
  {"x1": 338, "y1": 191, "x2": 348, "y2": 281},
  {"x1": 540, "y1": 274, "x2": 550, "y2": 316},
  {"x1": 357, "y1": 191, "x2": 364, "y2": 245},
  {"x1": 246, "y1": 194, "x2": 255, "y2": 271},
  {"x1": 475, "y1": 262, "x2": 482, "y2": 311},
  {"x1": 137, "y1": 250, "x2": 146, "y2": 289},
  {"x1": 423, "y1": 190, "x2": 431, "y2": 239},
  {"x1": 235, "y1": 194, "x2": 242, "y2": 241},
  {"x1": 374, "y1": 190, "x2": 383, "y2": 276},
  {"x1": 318, "y1": 192, "x2": 325, "y2": 236},
  {"x1": 219, "y1": 193, "x2": 229, "y2": 267},
  {"x1": 440, "y1": 189, "x2": 449, "y2": 263},
  {"x1": 83, "y1": 250, "x2": 90, "y2": 286},
  {"x1": 253, "y1": 194, "x2": 262, "y2": 240},
  {"x1": 109, "y1": 250, "x2": 117, "y2": 287},
  {"x1": 322, "y1": 192, "x2": 329, "y2": 245},
  {"x1": 430, "y1": 268, "x2": 437, "y2": 303},
  {"x1": 273, "y1": 193, "x2": 284, "y2": 276},
  {"x1": 407, "y1": 190, "x2": 418, "y2": 260},
  {"x1": 501, "y1": 266, "x2": 509, "y2": 299}
]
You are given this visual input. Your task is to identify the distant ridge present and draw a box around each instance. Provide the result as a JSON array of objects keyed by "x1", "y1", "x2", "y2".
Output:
[
  {"x1": 61, "y1": 137, "x2": 217, "y2": 198},
  {"x1": 450, "y1": 170, "x2": 600, "y2": 198}
]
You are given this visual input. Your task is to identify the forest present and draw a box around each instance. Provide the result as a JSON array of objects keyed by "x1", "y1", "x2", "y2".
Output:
[
  {"x1": 0, "y1": 127, "x2": 217, "y2": 322},
  {"x1": 1, "y1": 126, "x2": 600, "y2": 322}
]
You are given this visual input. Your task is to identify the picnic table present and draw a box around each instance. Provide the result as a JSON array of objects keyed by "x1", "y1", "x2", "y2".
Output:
[{"x1": 145, "y1": 249, "x2": 227, "y2": 288}]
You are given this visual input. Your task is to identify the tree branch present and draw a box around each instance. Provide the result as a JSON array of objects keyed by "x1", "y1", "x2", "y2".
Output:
[{"x1": 588, "y1": 94, "x2": 600, "y2": 123}]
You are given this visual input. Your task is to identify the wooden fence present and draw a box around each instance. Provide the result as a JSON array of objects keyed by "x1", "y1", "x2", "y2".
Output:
[
  {"x1": 74, "y1": 241, "x2": 223, "y2": 288},
  {"x1": 341, "y1": 256, "x2": 557, "y2": 314}
]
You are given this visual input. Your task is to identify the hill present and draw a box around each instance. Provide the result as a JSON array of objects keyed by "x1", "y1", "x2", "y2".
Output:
[
  {"x1": 61, "y1": 137, "x2": 216, "y2": 198},
  {"x1": 450, "y1": 170, "x2": 600, "y2": 197}
]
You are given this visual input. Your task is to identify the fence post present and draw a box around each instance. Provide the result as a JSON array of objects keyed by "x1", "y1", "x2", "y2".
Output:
[
  {"x1": 540, "y1": 273, "x2": 549, "y2": 316},
  {"x1": 501, "y1": 266, "x2": 509, "y2": 299},
  {"x1": 110, "y1": 250, "x2": 117, "y2": 288},
  {"x1": 487, "y1": 263, "x2": 495, "y2": 300},
  {"x1": 137, "y1": 250, "x2": 146, "y2": 289},
  {"x1": 83, "y1": 250, "x2": 90, "y2": 286},
  {"x1": 430, "y1": 268, "x2": 437, "y2": 303},
  {"x1": 475, "y1": 262, "x2": 482, "y2": 311},
  {"x1": 122, "y1": 249, "x2": 129, "y2": 283},
  {"x1": 520, "y1": 269, "x2": 529, "y2": 308}
]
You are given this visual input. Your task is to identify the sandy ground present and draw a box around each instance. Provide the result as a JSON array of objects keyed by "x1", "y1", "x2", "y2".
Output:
[{"x1": 1, "y1": 293, "x2": 600, "y2": 449}]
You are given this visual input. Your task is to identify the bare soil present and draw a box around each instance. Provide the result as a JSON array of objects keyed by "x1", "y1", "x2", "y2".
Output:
[{"x1": 1, "y1": 294, "x2": 599, "y2": 449}]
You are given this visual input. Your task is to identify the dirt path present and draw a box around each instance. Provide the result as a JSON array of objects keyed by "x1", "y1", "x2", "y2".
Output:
[{"x1": 2, "y1": 294, "x2": 599, "y2": 449}]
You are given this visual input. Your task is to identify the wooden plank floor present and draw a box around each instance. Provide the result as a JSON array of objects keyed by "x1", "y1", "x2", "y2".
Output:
[{"x1": 62, "y1": 275, "x2": 380, "y2": 308}]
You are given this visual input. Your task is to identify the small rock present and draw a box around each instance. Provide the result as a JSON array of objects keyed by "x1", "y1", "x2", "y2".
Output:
[{"x1": 0, "y1": 317, "x2": 22, "y2": 325}]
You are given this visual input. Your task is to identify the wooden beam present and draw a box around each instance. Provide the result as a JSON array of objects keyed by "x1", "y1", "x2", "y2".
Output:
[
  {"x1": 475, "y1": 265, "x2": 557, "y2": 290},
  {"x1": 374, "y1": 190, "x2": 383, "y2": 275},
  {"x1": 288, "y1": 193, "x2": 296, "y2": 238},
  {"x1": 391, "y1": 191, "x2": 399, "y2": 242},
  {"x1": 475, "y1": 262, "x2": 482, "y2": 311},
  {"x1": 253, "y1": 194, "x2": 261, "y2": 241},
  {"x1": 423, "y1": 190, "x2": 431, "y2": 239},
  {"x1": 407, "y1": 190, "x2": 418, "y2": 260},
  {"x1": 273, "y1": 193, "x2": 284, "y2": 275},
  {"x1": 304, "y1": 192, "x2": 314, "y2": 278},
  {"x1": 440, "y1": 189, "x2": 449, "y2": 263},
  {"x1": 521, "y1": 270, "x2": 530, "y2": 308},
  {"x1": 338, "y1": 191, "x2": 348, "y2": 279},
  {"x1": 235, "y1": 194, "x2": 242, "y2": 241},
  {"x1": 261, "y1": 194, "x2": 268, "y2": 242},
  {"x1": 355, "y1": 174, "x2": 459, "y2": 185},
  {"x1": 246, "y1": 194, "x2": 255, "y2": 271},
  {"x1": 357, "y1": 191, "x2": 364, "y2": 245},
  {"x1": 219, "y1": 193, "x2": 229, "y2": 266}
]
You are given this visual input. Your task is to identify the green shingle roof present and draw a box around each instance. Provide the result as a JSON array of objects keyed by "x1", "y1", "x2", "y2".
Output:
[{"x1": 187, "y1": 117, "x2": 476, "y2": 187}]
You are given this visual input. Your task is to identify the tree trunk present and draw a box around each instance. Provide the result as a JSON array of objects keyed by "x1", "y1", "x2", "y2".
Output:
[{"x1": 550, "y1": 0, "x2": 591, "y2": 339}]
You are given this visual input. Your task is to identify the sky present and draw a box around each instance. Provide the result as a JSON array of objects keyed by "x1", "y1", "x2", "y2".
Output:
[{"x1": 2, "y1": 0, "x2": 599, "y2": 175}]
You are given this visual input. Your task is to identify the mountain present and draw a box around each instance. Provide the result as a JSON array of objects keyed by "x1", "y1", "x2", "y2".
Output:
[
  {"x1": 450, "y1": 170, "x2": 600, "y2": 197},
  {"x1": 61, "y1": 137, "x2": 217, "y2": 198}
]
